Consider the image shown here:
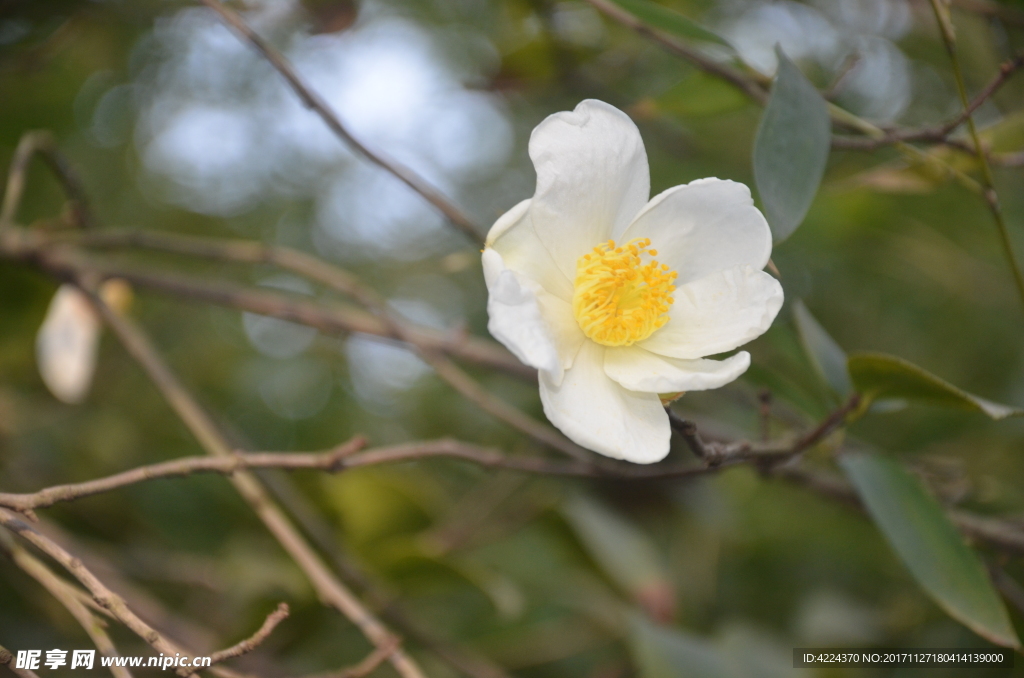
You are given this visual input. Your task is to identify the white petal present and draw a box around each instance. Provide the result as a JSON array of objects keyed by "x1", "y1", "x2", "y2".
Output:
[
  {"x1": 483, "y1": 249, "x2": 584, "y2": 384},
  {"x1": 604, "y1": 347, "x2": 750, "y2": 393},
  {"x1": 535, "y1": 290, "x2": 587, "y2": 376},
  {"x1": 528, "y1": 100, "x2": 650, "y2": 280},
  {"x1": 486, "y1": 198, "x2": 574, "y2": 302},
  {"x1": 539, "y1": 341, "x2": 670, "y2": 464},
  {"x1": 36, "y1": 285, "x2": 102, "y2": 404},
  {"x1": 622, "y1": 178, "x2": 772, "y2": 286},
  {"x1": 638, "y1": 266, "x2": 783, "y2": 360}
]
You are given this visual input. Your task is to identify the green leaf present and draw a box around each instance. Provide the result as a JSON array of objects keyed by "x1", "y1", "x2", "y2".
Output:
[
  {"x1": 562, "y1": 496, "x2": 672, "y2": 609},
  {"x1": 792, "y1": 300, "x2": 852, "y2": 399},
  {"x1": 840, "y1": 452, "x2": 1019, "y2": 648},
  {"x1": 753, "y1": 48, "x2": 831, "y2": 242},
  {"x1": 609, "y1": 0, "x2": 732, "y2": 47},
  {"x1": 629, "y1": 615, "x2": 735, "y2": 678},
  {"x1": 848, "y1": 352, "x2": 1023, "y2": 419}
]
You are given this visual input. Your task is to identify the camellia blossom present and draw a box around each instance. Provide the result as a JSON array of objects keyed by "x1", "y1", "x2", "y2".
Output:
[{"x1": 483, "y1": 100, "x2": 783, "y2": 463}]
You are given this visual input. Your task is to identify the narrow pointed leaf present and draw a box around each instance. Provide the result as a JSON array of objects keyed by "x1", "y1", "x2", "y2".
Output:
[
  {"x1": 609, "y1": 0, "x2": 732, "y2": 47},
  {"x1": 753, "y1": 49, "x2": 831, "y2": 242},
  {"x1": 840, "y1": 452, "x2": 1019, "y2": 648},
  {"x1": 793, "y1": 300, "x2": 852, "y2": 398},
  {"x1": 563, "y1": 496, "x2": 674, "y2": 620},
  {"x1": 848, "y1": 352, "x2": 1023, "y2": 419}
]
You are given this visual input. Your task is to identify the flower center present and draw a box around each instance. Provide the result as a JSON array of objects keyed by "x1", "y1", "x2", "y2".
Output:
[{"x1": 572, "y1": 238, "x2": 676, "y2": 347}]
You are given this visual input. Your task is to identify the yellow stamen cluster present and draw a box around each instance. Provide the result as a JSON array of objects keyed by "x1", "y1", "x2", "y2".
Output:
[{"x1": 572, "y1": 237, "x2": 676, "y2": 347}]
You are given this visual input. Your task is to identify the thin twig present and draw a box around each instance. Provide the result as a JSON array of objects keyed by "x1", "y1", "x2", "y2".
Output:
[
  {"x1": 3, "y1": 230, "x2": 531, "y2": 380},
  {"x1": 584, "y1": 0, "x2": 768, "y2": 104},
  {"x1": 583, "y1": 0, "x2": 1002, "y2": 194},
  {"x1": 0, "y1": 532, "x2": 133, "y2": 678},
  {"x1": 831, "y1": 52, "x2": 1024, "y2": 151},
  {"x1": 0, "y1": 439, "x2": 366, "y2": 512},
  {"x1": 0, "y1": 130, "x2": 95, "y2": 230},
  {"x1": 80, "y1": 286, "x2": 428, "y2": 678},
  {"x1": 0, "y1": 508, "x2": 199, "y2": 677},
  {"x1": 929, "y1": 0, "x2": 1024, "y2": 314},
  {"x1": 209, "y1": 603, "x2": 290, "y2": 666},
  {"x1": 195, "y1": 0, "x2": 483, "y2": 245},
  {"x1": 0, "y1": 642, "x2": 41, "y2": 678}
]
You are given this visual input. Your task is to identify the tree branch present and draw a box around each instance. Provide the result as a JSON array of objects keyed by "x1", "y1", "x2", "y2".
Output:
[
  {"x1": 80, "y1": 286, "x2": 428, "y2": 678},
  {"x1": 583, "y1": 0, "x2": 769, "y2": 104},
  {"x1": 195, "y1": 0, "x2": 484, "y2": 245},
  {"x1": 0, "y1": 508, "x2": 199, "y2": 677},
  {"x1": 0, "y1": 531, "x2": 133, "y2": 678},
  {"x1": 831, "y1": 52, "x2": 1024, "y2": 151},
  {"x1": 209, "y1": 603, "x2": 290, "y2": 666},
  {"x1": 0, "y1": 642, "x2": 41, "y2": 678},
  {"x1": 0, "y1": 439, "x2": 366, "y2": 513},
  {"x1": 0, "y1": 130, "x2": 95, "y2": 231},
  {"x1": 1, "y1": 229, "x2": 532, "y2": 380}
]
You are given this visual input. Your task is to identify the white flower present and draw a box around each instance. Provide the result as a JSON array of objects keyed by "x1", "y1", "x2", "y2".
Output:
[{"x1": 483, "y1": 100, "x2": 783, "y2": 464}]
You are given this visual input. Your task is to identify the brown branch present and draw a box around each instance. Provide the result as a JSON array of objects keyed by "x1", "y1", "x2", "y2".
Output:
[
  {"x1": 0, "y1": 508, "x2": 199, "y2": 677},
  {"x1": 209, "y1": 603, "x2": 290, "y2": 666},
  {"x1": 832, "y1": 53, "x2": 1024, "y2": 151},
  {"x1": 0, "y1": 439, "x2": 366, "y2": 512},
  {"x1": 0, "y1": 400, "x2": 866, "y2": 516},
  {"x1": 195, "y1": 0, "x2": 483, "y2": 245},
  {"x1": 1, "y1": 230, "x2": 532, "y2": 380},
  {"x1": 0, "y1": 531, "x2": 133, "y2": 678},
  {"x1": 79, "y1": 286, "x2": 428, "y2": 678},
  {"x1": 583, "y1": 0, "x2": 768, "y2": 104},
  {"x1": 0, "y1": 642, "x2": 41, "y2": 678},
  {"x1": 1, "y1": 130, "x2": 95, "y2": 231},
  {"x1": 583, "y1": 0, "x2": 1023, "y2": 161}
]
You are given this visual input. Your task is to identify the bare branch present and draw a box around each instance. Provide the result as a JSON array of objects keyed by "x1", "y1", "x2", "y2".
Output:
[
  {"x1": 195, "y1": 0, "x2": 483, "y2": 245},
  {"x1": 832, "y1": 53, "x2": 1024, "y2": 151},
  {"x1": 583, "y1": 0, "x2": 768, "y2": 104},
  {"x1": 0, "y1": 439, "x2": 366, "y2": 512},
  {"x1": 0, "y1": 130, "x2": 95, "y2": 231},
  {"x1": 0, "y1": 642, "x2": 41, "y2": 678},
  {"x1": 2, "y1": 230, "x2": 532, "y2": 380},
  {"x1": 80, "y1": 286, "x2": 428, "y2": 678},
  {"x1": 209, "y1": 603, "x2": 290, "y2": 666},
  {"x1": 0, "y1": 508, "x2": 199, "y2": 677},
  {"x1": 0, "y1": 531, "x2": 133, "y2": 678}
]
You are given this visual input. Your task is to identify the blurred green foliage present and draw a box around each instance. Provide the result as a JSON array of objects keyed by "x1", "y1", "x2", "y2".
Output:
[{"x1": 4, "y1": 0, "x2": 1024, "y2": 676}]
